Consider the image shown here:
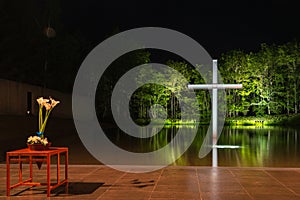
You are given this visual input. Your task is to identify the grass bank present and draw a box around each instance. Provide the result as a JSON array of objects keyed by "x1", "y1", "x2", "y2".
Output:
[
  {"x1": 225, "y1": 114, "x2": 300, "y2": 126},
  {"x1": 135, "y1": 114, "x2": 300, "y2": 126}
]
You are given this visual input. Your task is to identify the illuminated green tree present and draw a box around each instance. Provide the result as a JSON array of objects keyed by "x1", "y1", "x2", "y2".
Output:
[
  {"x1": 133, "y1": 61, "x2": 205, "y2": 123},
  {"x1": 219, "y1": 41, "x2": 300, "y2": 117}
]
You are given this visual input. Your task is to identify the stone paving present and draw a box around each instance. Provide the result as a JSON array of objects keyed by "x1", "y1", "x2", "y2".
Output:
[{"x1": 1, "y1": 164, "x2": 300, "y2": 200}]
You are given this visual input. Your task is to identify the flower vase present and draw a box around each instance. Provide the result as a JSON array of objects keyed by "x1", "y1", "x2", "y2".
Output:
[{"x1": 27, "y1": 143, "x2": 51, "y2": 151}]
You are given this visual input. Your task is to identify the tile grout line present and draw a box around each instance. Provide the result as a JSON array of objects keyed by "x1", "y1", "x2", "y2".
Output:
[
  {"x1": 263, "y1": 170, "x2": 300, "y2": 197},
  {"x1": 228, "y1": 168, "x2": 255, "y2": 200},
  {"x1": 195, "y1": 168, "x2": 204, "y2": 200},
  {"x1": 84, "y1": 166, "x2": 102, "y2": 177},
  {"x1": 96, "y1": 168, "x2": 128, "y2": 200},
  {"x1": 76, "y1": 166, "x2": 100, "y2": 182},
  {"x1": 148, "y1": 168, "x2": 164, "y2": 200}
]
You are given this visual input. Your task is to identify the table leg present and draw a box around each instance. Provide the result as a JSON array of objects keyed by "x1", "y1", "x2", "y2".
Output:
[
  {"x1": 18, "y1": 155, "x2": 22, "y2": 183},
  {"x1": 6, "y1": 154, "x2": 10, "y2": 196},
  {"x1": 47, "y1": 155, "x2": 51, "y2": 197},
  {"x1": 29, "y1": 155, "x2": 33, "y2": 181},
  {"x1": 65, "y1": 151, "x2": 68, "y2": 194},
  {"x1": 57, "y1": 153, "x2": 60, "y2": 184}
]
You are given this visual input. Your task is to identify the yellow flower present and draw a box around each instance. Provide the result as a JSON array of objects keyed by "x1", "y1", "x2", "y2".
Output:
[
  {"x1": 50, "y1": 97, "x2": 60, "y2": 108},
  {"x1": 33, "y1": 136, "x2": 39, "y2": 142},
  {"x1": 36, "y1": 96, "x2": 60, "y2": 134},
  {"x1": 44, "y1": 102, "x2": 52, "y2": 110},
  {"x1": 27, "y1": 136, "x2": 49, "y2": 145},
  {"x1": 27, "y1": 136, "x2": 33, "y2": 143},
  {"x1": 36, "y1": 97, "x2": 44, "y2": 105},
  {"x1": 42, "y1": 137, "x2": 49, "y2": 145}
]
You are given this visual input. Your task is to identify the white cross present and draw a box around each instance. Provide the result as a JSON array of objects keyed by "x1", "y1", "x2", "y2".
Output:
[{"x1": 188, "y1": 59, "x2": 242, "y2": 167}]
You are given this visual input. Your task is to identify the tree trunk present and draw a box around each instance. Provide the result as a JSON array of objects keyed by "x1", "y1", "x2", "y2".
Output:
[
  {"x1": 294, "y1": 82, "x2": 297, "y2": 114},
  {"x1": 287, "y1": 97, "x2": 290, "y2": 115}
]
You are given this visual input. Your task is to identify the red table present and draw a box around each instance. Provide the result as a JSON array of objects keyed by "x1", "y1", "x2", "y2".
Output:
[{"x1": 6, "y1": 147, "x2": 68, "y2": 197}]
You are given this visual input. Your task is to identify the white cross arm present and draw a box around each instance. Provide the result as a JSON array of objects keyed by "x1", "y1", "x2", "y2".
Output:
[{"x1": 188, "y1": 84, "x2": 242, "y2": 90}]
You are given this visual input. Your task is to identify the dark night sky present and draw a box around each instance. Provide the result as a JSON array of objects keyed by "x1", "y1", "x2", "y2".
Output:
[
  {"x1": 1, "y1": 0, "x2": 299, "y2": 91},
  {"x1": 61, "y1": 0, "x2": 300, "y2": 58}
]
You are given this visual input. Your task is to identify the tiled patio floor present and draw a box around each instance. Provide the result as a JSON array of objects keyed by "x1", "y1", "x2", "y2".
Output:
[{"x1": 1, "y1": 164, "x2": 300, "y2": 200}]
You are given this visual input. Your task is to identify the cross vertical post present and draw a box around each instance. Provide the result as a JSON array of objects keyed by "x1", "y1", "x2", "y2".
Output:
[
  {"x1": 212, "y1": 60, "x2": 218, "y2": 167},
  {"x1": 188, "y1": 59, "x2": 242, "y2": 167}
]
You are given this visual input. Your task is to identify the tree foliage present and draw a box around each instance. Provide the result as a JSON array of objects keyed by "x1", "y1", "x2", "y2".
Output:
[
  {"x1": 130, "y1": 60, "x2": 210, "y2": 124},
  {"x1": 219, "y1": 41, "x2": 300, "y2": 117},
  {"x1": 131, "y1": 41, "x2": 300, "y2": 123}
]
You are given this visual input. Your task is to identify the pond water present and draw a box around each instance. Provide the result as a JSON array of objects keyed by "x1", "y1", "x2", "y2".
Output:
[{"x1": 105, "y1": 125, "x2": 300, "y2": 167}]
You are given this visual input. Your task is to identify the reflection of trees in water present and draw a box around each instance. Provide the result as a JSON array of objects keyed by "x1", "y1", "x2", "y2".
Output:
[
  {"x1": 220, "y1": 126, "x2": 300, "y2": 167},
  {"x1": 104, "y1": 126, "x2": 300, "y2": 167}
]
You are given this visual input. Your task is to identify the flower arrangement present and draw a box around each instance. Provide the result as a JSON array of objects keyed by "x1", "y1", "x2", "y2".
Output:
[
  {"x1": 27, "y1": 97, "x2": 60, "y2": 146},
  {"x1": 27, "y1": 135, "x2": 49, "y2": 145}
]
